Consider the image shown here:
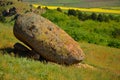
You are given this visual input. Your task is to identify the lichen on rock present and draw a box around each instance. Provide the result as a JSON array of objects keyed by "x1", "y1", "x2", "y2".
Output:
[{"x1": 13, "y1": 12, "x2": 85, "y2": 65}]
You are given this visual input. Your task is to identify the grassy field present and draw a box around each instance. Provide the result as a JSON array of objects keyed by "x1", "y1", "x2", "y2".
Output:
[
  {"x1": 0, "y1": 20, "x2": 120, "y2": 80},
  {"x1": 24, "y1": 0, "x2": 120, "y2": 8},
  {"x1": 0, "y1": 0, "x2": 120, "y2": 79},
  {"x1": 33, "y1": 4, "x2": 120, "y2": 14}
]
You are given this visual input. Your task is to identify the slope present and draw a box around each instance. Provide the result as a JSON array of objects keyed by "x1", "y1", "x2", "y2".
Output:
[{"x1": 0, "y1": 20, "x2": 120, "y2": 80}]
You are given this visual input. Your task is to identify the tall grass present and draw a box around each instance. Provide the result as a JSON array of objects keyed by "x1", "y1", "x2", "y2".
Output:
[
  {"x1": 0, "y1": 52, "x2": 120, "y2": 80},
  {"x1": 0, "y1": 23, "x2": 18, "y2": 48}
]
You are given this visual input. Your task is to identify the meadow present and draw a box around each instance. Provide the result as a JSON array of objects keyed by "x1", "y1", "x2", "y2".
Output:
[
  {"x1": 0, "y1": 0, "x2": 120, "y2": 80},
  {"x1": 0, "y1": 22, "x2": 120, "y2": 80}
]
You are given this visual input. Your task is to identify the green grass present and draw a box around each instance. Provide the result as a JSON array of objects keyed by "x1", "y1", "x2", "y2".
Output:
[
  {"x1": 0, "y1": 19, "x2": 120, "y2": 80},
  {"x1": 42, "y1": 10, "x2": 120, "y2": 48},
  {"x1": 0, "y1": 1, "x2": 120, "y2": 79},
  {"x1": 0, "y1": 53, "x2": 120, "y2": 80},
  {"x1": 0, "y1": 23, "x2": 18, "y2": 48}
]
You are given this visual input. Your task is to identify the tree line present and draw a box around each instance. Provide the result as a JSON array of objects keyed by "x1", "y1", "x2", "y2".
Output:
[
  {"x1": 67, "y1": 9, "x2": 120, "y2": 22},
  {"x1": 59, "y1": 9, "x2": 120, "y2": 22}
]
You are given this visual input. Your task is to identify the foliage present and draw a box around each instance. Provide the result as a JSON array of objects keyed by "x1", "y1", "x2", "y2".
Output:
[
  {"x1": 68, "y1": 9, "x2": 120, "y2": 22},
  {"x1": 42, "y1": 10, "x2": 120, "y2": 48},
  {"x1": 90, "y1": 12, "x2": 97, "y2": 20},
  {"x1": 37, "y1": 6, "x2": 41, "y2": 9},
  {"x1": 68, "y1": 9, "x2": 77, "y2": 16},
  {"x1": 57, "y1": 7, "x2": 62, "y2": 12},
  {"x1": 0, "y1": 15, "x2": 6, "y2": 23},
  {"x1": 97, "y1": 14, "x2": 104, "y2": 22}
]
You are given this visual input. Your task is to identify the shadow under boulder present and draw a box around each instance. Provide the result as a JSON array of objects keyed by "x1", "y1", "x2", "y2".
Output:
[{"x1": 14, "y1": 42, "x2": 47, "y2": 62}]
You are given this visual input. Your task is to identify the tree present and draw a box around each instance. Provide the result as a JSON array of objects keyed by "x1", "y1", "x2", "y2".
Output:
[
  {"x1": 0, "y1": 15, "x2": 6, "y2": 22},
  {"x1": 68, "y1": 9, "x2": 77, "y2": 16},
  {"x1": 91, "y1": 12, "x2": 97, "y2": 20},
  {"x1": 78, "y1": 11, "x2": 83, "y2": 20},
  {"x1": 44, "y1": 6, "x2": 49, "y2": 10},
  {"x1": 79, "y1": 12, "x2": 89, "y2": 21},
  {"x1": 57, "y1": 7, "x2": 62, "y2": 12},
  {"x1": 37, "y1": 6, "x2": 41, "y2": 9},
  {"x1": 82, "y1": 13, "x2": 89, "y2": 21},
  {"x1": 108, "y1": 14, "x2": 114, "y2": 20},
  {"x1": 102, "y1": 14, "x2": 109, "y2": 22},
  {"x1": 97, "y1": 14, "x2": 104, "y2": 22}
]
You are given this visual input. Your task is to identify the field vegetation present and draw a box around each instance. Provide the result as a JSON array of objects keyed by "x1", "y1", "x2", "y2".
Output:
[
  {"x1": 42, "y1": 10, "x2": 120, "y2": 48},
  {"x1": 0, "y1": 0, "x2": 120, "y2": 80},
  {"x1": 0, "y1": 22, "x2": 120, "y2": 80},
  {"x1": 33, "y1": 4, "x2": 120, "y2": 14}
]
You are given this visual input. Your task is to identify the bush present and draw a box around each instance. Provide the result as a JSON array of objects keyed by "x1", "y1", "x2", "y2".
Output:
[
  {"x1": 112, "y1": 28, "x2": 120, "y2": 39},
  {"x1": 78, "y1": 11, "x2": 83, "y2": 20},
  {"x1": 0, "y1": 15, "x2": 6, "y2": 23},
  {"x1": 57, "y1": 7, "x2": 62, "y2": 12},
  {"x1": 108, "y1": 40, "x2": 120, "y2": 48},
  {"x1": 68, "y1": 9, "x2": 77, "y2": 16},
  {"x1": 90, "y1": 12, "x2": 97, "y2": 20},
  {"x1": 37, "y1": 6, "x2": 41, "y2": 9},
  {"x1": 97, "y1": 14, "x2": 104, "y2": 22}
]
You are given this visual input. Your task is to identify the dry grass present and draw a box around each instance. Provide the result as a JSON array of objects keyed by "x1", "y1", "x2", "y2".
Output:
[{"x1": 80, "y1": 42, "x2": 120, "y2": 74}]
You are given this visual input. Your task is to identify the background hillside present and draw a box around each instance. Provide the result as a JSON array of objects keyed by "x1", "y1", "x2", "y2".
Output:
[
  {"x1": 0, "y1": 0, "x2": 120, "y2": 80},
  {"x1": 23, "y1": 0, "x2": 120, "y2": 7}
]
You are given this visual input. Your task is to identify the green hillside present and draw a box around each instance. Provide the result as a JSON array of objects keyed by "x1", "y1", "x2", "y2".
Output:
[
  {"x1": 23, "y1": 0, "x2": 120, "y2": 7},
  {"x1": 42, "y1": 10, "x2": 120, "y2": 48},
  {"x1": 0, "y1": 0, "x2": 120, "y2": 80},
  {"x1": 0, "y1": 22, "x2": 120, "y2": 80}
]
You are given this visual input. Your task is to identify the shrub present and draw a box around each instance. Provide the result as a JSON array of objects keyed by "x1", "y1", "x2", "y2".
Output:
[
  {"x1": 57, "y1": 7, "x2": 62, "y2": 12},
  {"x1": 112, "y1": 28, "x2": 120, "y2": 39},
  {"x1": 68, "y1": 9, "x2": 77, "y2": 16},
  {"x1": 78, "y1": 11, "x2": 83, "y2": 20},
  {"x1": 90, "y1": 12, "x2": 97, "y2": 20},
  {"x1": 0, "y1": 15, "x2": 6, "y2": 23},
  {"x1": 97, "y1": 14, "x2": 104, "y2": 22},
  {"x1": 37, "y1": 6, "x2": 41, "y2": 9},
  {"x1": 108, "y1": 40, "x2": 120, "y2": 48}
]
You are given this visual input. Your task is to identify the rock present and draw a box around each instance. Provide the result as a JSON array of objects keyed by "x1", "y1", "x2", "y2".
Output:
[
  {"x1": 14, "y1": 42, "x2": 30, "y2": 52},
  {"x1": 13, "y1": 12, "x2": 85, "y2": 65},
  {"x1": 14, "y1": 43, "x2": 41, "y2": 60}
]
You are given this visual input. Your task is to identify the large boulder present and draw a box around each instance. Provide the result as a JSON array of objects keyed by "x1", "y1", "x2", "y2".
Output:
[{"x1": 13, "y1": 12, "x2": 85, "y2": 65}]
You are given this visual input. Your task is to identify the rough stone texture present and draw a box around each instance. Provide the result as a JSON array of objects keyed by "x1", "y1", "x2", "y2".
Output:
[
  {"x1": 13, "y1": 12, "x2": 85, "y2": 65},
  {"x1": 14, "y1": 43, "x2": 40, "y2": 60}
]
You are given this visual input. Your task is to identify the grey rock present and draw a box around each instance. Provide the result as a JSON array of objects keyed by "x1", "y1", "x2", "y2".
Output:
[{"x1": 13, "y1": 12, "x2": 85, "y2": 65}]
